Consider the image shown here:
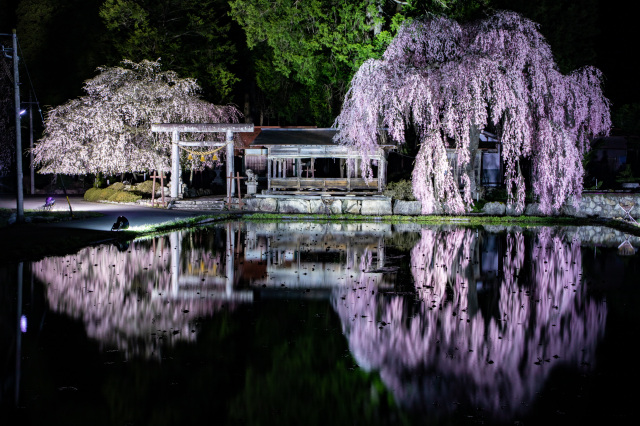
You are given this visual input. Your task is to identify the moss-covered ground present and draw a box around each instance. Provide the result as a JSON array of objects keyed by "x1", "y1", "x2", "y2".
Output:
[{"x1": 1, "y1": 208, "x2": 638, "y2": 264}]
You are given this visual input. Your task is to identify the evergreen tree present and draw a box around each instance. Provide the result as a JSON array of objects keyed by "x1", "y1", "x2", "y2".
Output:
[{"x1": 99, "y1": 0, "x2": 239, "y2": 103}]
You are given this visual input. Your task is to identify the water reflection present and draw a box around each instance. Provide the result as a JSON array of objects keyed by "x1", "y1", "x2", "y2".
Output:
[
  {"x1": 332, "y1": 227, "x2": 607, "y2": 421},
  {"x1": 31, "y1": 222, "x2": 395, "y2": 358},
  {"x1": 32, "y1": 224, "x2": 252, "y2": 358},
  {"x1": 29, "y1": 222, "x2": 612, "y2": 423},
  {"x1": 244, "y1": 222, "x2": 395, "y2": 291}
]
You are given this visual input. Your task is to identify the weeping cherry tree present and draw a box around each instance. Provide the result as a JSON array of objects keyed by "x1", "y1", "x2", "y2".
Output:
[
  {"x1": 33, "y1": 59, "x2": 241, "y2": 178},
  {"x1": 334, "y1": 11, "x2": 610, "y2": 214}
]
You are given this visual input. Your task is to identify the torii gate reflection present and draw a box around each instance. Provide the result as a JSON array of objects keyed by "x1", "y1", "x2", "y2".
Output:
[{"x1": 165, "y1": 225, "x2": 253, "y2": 302}]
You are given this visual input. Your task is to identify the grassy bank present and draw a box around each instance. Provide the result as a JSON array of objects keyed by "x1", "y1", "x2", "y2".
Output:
[
  {"x1": 1, "y1": 210, "x2": 638, "y2": 264},
  {"x1": 0, "y1": 208, "x2": 103, "y2": 227},
  {"x1": 0, "y1": 213, "x2": 238, "y2": 264},
  {"x1": 241, "y1": 212, "x2": 591, "y2": 226}
]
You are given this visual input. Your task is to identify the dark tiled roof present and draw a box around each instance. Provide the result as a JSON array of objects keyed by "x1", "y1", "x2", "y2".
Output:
[
  {"x1": 251, "y1": 128, "x2": 338, "y2": 146},
  {"x1": 237, "y1": 126, "x2": 318, "y2": 148}
]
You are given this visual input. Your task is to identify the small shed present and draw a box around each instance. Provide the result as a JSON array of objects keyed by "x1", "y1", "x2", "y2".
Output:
[
  {"x1": 251, "y1": 128, "x2": 395, "y2": 194},
  {"x1": 444, "y1": 130, "x2": 502, "y2": 194}
]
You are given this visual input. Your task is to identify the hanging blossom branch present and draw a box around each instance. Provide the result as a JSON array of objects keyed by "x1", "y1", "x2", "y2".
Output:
[
  {"x1": 334, "y1": 12, "x2": 610, "y2": 214},
  {"x1": 33, "y1": 59, "x2": 241, "y2": 175}
]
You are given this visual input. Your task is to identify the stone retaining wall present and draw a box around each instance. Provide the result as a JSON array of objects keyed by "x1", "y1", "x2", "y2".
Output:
[
  {"x1": 244, "y1": 196, "x2": 394, "y2": 215},
  {"x1": 482, "y1": 193, "x2": 640, "y2": 220},
  {"x1": 389, "y1": 194, "x2": 640, "y2": 219},
  {"x1": 563, "y1": 193, "x2": 640, "y2": 219},
  {"x1": 243, "y1": 193, "x2": 640, "y2": 219}
]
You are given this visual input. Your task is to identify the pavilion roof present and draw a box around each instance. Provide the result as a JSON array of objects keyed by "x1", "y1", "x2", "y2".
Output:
[
  {"x1": 250, "y1": 128, "x2": 395, "y2": 148},
  {"x1": 251, "y1": 128, "x2": 338, "y2": 146}
]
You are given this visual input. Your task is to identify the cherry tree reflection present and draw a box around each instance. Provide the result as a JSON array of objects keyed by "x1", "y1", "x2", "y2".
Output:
[
  {"x1": 332, "y1": 227, "x2": 606, "y2": 421},
  {"x1": 32, "y1": 228, "x2": 250, "y2": 358}
]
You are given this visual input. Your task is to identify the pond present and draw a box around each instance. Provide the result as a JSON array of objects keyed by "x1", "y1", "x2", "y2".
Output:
[{"x1": 1, "y1": 221, "x2": 638, "y2": 425}]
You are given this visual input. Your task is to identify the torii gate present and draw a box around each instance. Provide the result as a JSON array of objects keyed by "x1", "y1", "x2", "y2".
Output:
[{"x1": 150, "y1": 123, "x2": 254, "y2": 199}]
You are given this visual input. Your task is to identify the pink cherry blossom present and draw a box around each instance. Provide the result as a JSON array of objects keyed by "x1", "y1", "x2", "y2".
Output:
[
  {"x1": 33, "y1": 60, "x2": 241, "y2": 176},
  {"x1": 334, "y1": 12, "x2": 610, "y2": 214}
]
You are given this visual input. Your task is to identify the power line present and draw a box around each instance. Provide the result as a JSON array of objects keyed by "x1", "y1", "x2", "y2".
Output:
[
  {"x1": 1, "y1": 55, "x2": 12, "y2": 82},
  {"x1": 17, "y1": 39, "x2": 44, "y2": 122},
  {"x1": 1, "y1": 43, "x2": 14, "y2": 82}
]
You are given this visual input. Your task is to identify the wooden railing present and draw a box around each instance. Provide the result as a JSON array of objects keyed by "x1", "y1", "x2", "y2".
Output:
[{"x1": 270, "y1": 177, "x2": 378, "y2": 191}]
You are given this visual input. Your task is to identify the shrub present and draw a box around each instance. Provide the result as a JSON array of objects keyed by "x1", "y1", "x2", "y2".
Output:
[
  {"x1": 616, "y1": 164, "x2": 639, "y2": 183},
  {"x1": 384, "y1": 180, "x2": 415, "y2": 201},
  {"x1": 107, "y1": 182, "x2": 126, "y2": 191},
  {"x1": 84, "y1": 188, "x2": 117, "y2": 202},
  {"x1": 107, "y1": 191, "x2": 142, "y2": 203},
  {"x1": 484, "y1": 187, "x2": 507, "y2": 202},
  {"x1": 134, "y1": 180, "x2": 157, "y2": 194}
]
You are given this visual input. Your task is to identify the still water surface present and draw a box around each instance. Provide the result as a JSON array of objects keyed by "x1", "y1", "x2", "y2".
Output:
[{"x1": 1, "y1": 222, "x2": 638, "y2": 425}]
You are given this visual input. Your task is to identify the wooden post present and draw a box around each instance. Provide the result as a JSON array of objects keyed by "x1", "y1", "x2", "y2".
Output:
[
  {"x1": 226, "y1": 173, "x2": 244, "y2": 209},
  {"x1": 267, "y1": 156, "x2": 272, "y2": 191},
  {"x1": 378, "y1": 154, "x2": 386, "y2": 192},
  {"x1": 236, "y1": 172, "x2": 243, "y2": 209},
  {"x1": 151, "y1": 171, "x2": 156, "y2": 206},
  {"x1": 150, "y1": 171, "x2": 166, "y2": 207},
  {"x1": 160, "y1": 171, "x2": 165, "y2": 206}
]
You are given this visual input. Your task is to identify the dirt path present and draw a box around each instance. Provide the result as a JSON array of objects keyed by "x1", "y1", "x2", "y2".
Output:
[{"x1": 0, "y1": 195, "x2": 225, "y2": 263}]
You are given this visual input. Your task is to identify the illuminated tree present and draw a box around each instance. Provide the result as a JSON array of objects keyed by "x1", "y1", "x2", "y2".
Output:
[
  {"x1": 33, "y1": 59, "x2": 241, "y2": 176},
  {"x1": 228, "y1": 0, "x2": 494, "y2": 125},
  {"x1": 334, "y1": 11, "x2": 611, "y2": 214}
]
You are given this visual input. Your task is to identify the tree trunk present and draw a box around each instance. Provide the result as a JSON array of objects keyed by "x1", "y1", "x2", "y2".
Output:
[
  {"x1": 465, "y1": 125, "x2": 481, "y2": 202},
  {"x1": 366, "y1": 1, "x2": 384, "y2": 36}
]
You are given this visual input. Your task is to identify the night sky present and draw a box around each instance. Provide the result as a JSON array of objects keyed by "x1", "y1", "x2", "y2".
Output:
[{"x1": 593, "y1": 0, "x2": 639, "y2": 108}]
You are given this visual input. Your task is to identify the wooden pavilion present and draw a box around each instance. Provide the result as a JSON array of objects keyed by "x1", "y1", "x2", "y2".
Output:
[{"x1": 250, "y1": 128, "x2": 395, "y2": 194}]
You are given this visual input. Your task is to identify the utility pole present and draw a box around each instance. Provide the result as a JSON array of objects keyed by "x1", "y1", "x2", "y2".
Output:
[
  {"x1": 1, "y1": 31, "x2": 24, "y2": 221},
  {"x1": 12, "y1": 30, "x2": 24, "y2": 222}
]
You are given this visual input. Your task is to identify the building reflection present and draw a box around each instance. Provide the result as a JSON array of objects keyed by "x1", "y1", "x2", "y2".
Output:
[
  {"x1": 332, "y1": 226, "x2": 606, "y2": 421},
  {"x1": 243, "y1": 222, "x2": 395, "y2": 293}
]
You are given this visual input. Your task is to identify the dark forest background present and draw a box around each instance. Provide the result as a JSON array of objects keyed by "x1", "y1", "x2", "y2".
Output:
[{"x1": 1, "y1": 0, "x2": 638, "y2": 134}]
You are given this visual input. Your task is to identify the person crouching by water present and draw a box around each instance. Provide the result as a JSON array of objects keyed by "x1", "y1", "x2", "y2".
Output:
[{"x1": 111, "y1": 216, "x2": 129, "y2": 231}]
